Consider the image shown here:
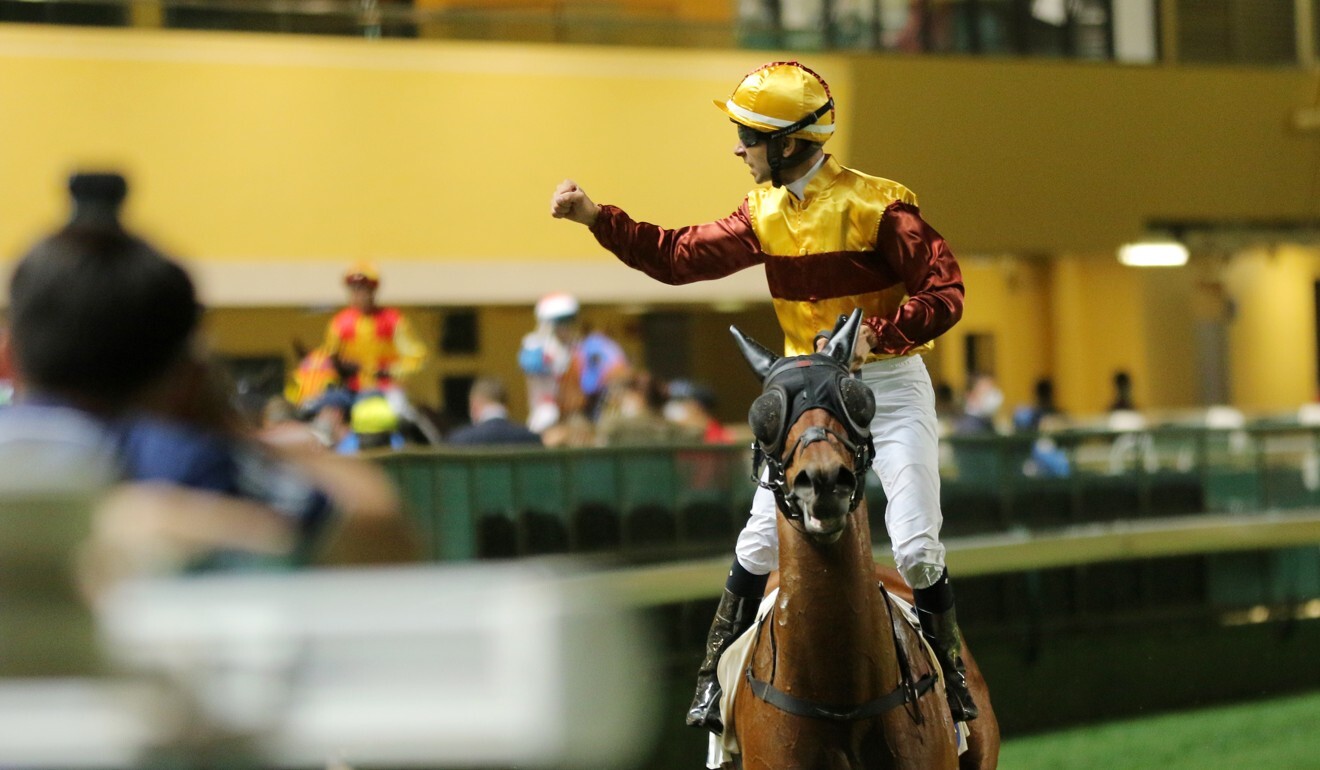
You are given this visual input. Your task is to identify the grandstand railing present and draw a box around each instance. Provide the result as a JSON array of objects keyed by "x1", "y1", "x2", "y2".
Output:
[
  {"x1": 0, "y1": 0, "x2": 1133, "y2": 60},
  {"x1": 375, "y1": 422, "x2": 1320, "y2": 562}
]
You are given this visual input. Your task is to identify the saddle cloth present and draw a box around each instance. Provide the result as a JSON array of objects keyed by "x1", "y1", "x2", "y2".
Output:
[{"x1": 705, "y1": 587, "x2": 968, "y2": 768}]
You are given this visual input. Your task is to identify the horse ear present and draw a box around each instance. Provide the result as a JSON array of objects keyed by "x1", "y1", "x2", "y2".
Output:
[
  {"x1": 822, "y1": 308, "x2": 864, "y2": 366},
  {"x1": 729, "y1": 325, "x2": 779, "y2": 383}
]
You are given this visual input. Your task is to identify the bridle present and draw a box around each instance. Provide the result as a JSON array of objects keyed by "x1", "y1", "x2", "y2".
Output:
[{"x1": 748, "y1": 354, "x2": 875, "y2": 521}]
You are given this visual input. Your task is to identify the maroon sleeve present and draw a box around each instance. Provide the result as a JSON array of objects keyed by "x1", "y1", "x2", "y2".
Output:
[
  {"x1": 588, "y1": 202, "x2": 764, "y2": 286},
  {"x1": 864, "y1": 201, "x2": 965, "y2": 356}
]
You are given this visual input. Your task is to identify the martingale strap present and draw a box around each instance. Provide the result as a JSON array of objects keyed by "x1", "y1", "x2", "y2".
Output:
[
  {"x1": 744, "y1": 667, "x2": 937, "y2": 722},
  {"x1": 744, "y1": 585, "x2": 938, "y2": 723}
]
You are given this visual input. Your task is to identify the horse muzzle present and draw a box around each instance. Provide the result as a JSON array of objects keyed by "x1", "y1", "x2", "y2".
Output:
[{"x1": 789, "y1": 465, "x2": 858, "y2": 543}]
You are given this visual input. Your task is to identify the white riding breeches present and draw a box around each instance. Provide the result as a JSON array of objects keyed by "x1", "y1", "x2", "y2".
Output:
[{"x1": 734, "y1": 354, "x2": 947, "y2": 590}]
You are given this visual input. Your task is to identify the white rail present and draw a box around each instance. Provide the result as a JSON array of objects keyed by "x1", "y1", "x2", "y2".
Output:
[{"x1": 589, "y1": 510, "x2": 1320, "y2": 606}]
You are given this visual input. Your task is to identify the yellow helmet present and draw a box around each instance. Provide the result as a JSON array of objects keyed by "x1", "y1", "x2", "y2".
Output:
[
  {"x1": 344, "y1": 260, "x2": 380, "y2": 288},
  {"x1": 351, "y1": 393, "x2": 399, "y2": 434},
  {"x1": 713, "y1": 61, "x2": 835, "y2": 145}
]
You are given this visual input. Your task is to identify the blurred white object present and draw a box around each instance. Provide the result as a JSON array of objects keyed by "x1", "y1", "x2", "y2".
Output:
[
  {"x1": 0, "y1": 680, "x2": 158, "y2": 767},
  {"x1": 97, "y1": 562, "x2": 658, "y2": 768}
]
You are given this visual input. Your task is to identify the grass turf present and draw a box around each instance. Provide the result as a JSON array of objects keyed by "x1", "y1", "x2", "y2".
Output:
[{"x1": 998, "y1": 690, "x2": 1320, "y2": 769}]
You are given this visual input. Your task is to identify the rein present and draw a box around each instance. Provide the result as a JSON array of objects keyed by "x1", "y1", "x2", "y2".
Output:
[{"x1": 743, "y1": 584, "x2": 938, "y2": 723}]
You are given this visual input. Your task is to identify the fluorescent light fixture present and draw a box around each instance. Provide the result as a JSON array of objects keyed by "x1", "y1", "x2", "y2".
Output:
[{"x1": 1117, "y1": 240, "x2": 1188, "y2": 267}]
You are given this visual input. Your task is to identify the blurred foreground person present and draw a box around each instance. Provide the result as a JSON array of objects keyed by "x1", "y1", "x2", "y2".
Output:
[{"x1": 0, "y1": 173, "x2": 417, "y2": 593}]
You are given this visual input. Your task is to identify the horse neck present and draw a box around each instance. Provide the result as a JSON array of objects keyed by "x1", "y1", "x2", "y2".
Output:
[{"x1": 772, "y1": 501, "x2": 899, "y2": 690}]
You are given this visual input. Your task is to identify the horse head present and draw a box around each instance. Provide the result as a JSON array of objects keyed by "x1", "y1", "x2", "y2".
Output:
[{"x1": 731, "y1": 309, "x2": 876, "y2": 544}]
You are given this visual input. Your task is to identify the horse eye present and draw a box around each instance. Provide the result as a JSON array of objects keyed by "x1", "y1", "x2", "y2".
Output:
[
  {"x1": 748, "y1": 389, "x2": 787, "y2": 447},
  {"x1": 839, "y1": 377, "x2": 875, "y2": 428}
]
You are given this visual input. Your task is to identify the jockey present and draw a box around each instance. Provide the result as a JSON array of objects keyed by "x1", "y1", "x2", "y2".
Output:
[
  {"x1": 551, "y1": 60, "x2": 976, "y2": 731},
  {"x1": 323, "y1": 261, "x2": 426, "y2": 395},
  {"x1": 518, "y1": 292, "x2": 629, "y2": 431}
]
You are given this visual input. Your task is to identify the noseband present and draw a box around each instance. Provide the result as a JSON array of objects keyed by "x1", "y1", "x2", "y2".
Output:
[{"x1": 748, "y1": 355, "x2": 875, "y2": 521}]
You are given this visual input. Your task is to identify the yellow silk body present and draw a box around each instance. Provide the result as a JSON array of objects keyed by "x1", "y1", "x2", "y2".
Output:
[{"x1": 744, "y1": 157, "x2": 934, "y2": 360}]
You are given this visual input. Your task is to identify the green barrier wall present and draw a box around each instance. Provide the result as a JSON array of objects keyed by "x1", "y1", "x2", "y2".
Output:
[{"x1": 375, "y1": 426, "x2": 1320, "y2": 562}]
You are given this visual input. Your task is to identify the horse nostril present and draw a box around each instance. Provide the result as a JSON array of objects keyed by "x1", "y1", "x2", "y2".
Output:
[
  {"x1": 792, "y1": 469, "x2": 816, "y2": 497},
  {"x1": 834, "y1": 467, "x2": 856, "y2": 494}
]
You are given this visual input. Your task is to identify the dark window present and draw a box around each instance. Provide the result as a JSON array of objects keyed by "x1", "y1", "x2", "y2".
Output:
[
  {"x1": 441, "y1": 309, "x2": 479, "y2": 355},
  {"x1": 0, "y1": 0, "x2": 125, "y2": 26},
  {"x1": 964, "y1": 332, "x2": 997, "y2": 377}
]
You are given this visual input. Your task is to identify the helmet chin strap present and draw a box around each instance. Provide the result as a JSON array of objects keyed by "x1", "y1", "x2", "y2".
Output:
[
  {"x1": 768, "y1": 137, "x2": 823, "y2": 189},
  {"x1": 761, "y1": 98, "x2": 833, "y2": 188},
  {"x1": 768, "y1": 136, "x2": 787, "y2": 188}
]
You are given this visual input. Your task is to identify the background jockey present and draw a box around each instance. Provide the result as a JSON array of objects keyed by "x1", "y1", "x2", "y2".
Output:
[
  {"x1": 323, "y1": 261, "x2": 426, "y2": 396},
  {"x1": 518, "y1": 292, "x2": 629, "y2": 432}
]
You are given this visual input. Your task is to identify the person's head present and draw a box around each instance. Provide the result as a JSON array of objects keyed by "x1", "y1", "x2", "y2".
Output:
[
  {"x1": 715, "y1": 61, "x2": 835, "y2": 188},
  {"x1": 662, "y1": 379, "x2": 717, "y2": 428},
  {"x1": 534, "y1": 292, "x2": 581, "y2": 344},
  {"x1": 6, "y1": 173, "x2": 202, "y2": 415},
  {"x1": 964, "y1": 373, "x2": 1003, "y2": 419},
  {"x1": 1034, "y1": 377, "x2": 1056, "y2": 408},
  {"x1": 350, "y1": 392, "x2": 400, "y2": 450},
  {"x1": 344, "y1": 261, "x2": 379, "y2": 312},
  {"x1": 308, "y1": 388, "x2": 354, "y2": 439},
  {"x1": 468, "y1": 376, "x2": 509, "y2": 413}
]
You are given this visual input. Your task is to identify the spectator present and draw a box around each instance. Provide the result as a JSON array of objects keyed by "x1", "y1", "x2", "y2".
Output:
[
  {"x1": 954, "y1": 373, "x2": 1003, "y2": 436},
  {"x1": 597, "y1": 372, "x2": 692, "y2": 446},
  {"x1": 663, "y1": 380, "x2": 734, "y2": 444},
  {"x1": 1013, "y1": 377, "x2": 1063, "y2": 433},
  {"x1": 933, "y1": 380, "x2": 958, "y2": 425},
  {"x1": 323, "y1": 261, "x2": 427, "y2": 396},
  {"x1": 448, "y1": 376, "x2": 543, "y2": 447},
  {"x1": 306, "y1": 388, "x2": 355, "y2": 451},
  {"x1": 345, "y1": 391, "x2": 406, "y2": 452},
  {"x1": 1109, "y1": 369, "x2": 1136, "y2": 412}
]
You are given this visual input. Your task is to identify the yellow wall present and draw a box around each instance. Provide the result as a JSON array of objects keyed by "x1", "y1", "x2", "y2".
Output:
[
  {"x1": 1221, "y1": 246, "x2": 1320, "y2": 411},
  {"x1": 3, "y1": 26, "x2": 1318, "y2": 277},
  {"x1": 1051, "y1": 255, "x2": 1150, "y2": 414},
  {"x1": 934, "y1": 255, "x2": 1054, "y2": 407},
  {"x1": 5, "y1": 26, "x2": 1320, "y2": 414}
]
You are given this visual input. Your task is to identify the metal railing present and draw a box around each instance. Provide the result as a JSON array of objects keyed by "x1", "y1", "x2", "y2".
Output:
[
  {"x1": 373, "y1": 423, "x2": 1320, "y2": 562},
  {"x1": 0, "y1": 0, "x2": 1123, "y2": 58}
]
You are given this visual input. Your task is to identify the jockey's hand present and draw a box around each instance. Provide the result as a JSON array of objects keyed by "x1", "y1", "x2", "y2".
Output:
[
  {"x1": 814, "y1": 322, "x2": 877, "y2": 371},
  {"x1": 550, "y1": 179, "x2": 600, "y2": 227},
  {"x1": 857, "y1": 323, "x2": 878, "y2": 358}
]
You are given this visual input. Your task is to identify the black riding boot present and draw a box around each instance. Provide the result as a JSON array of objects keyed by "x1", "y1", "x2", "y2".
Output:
[
  {"x1": 913, "y1": 570, "x2": 979, "y2": 722},
  {"x1": 686, "y1": 587, "x2": 760, "y2": 734}
]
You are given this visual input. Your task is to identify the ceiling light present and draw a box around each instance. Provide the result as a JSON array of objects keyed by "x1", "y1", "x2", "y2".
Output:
[{"x1": 1117, "y1": 239, "x2": 1188, "y2": 267}]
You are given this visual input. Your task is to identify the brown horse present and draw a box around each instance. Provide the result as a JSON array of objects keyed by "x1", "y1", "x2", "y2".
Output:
[{"x1": 723, "y1": 311, "x2": 999, "y2": 770}]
